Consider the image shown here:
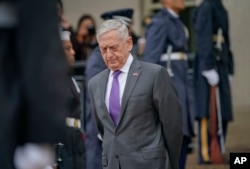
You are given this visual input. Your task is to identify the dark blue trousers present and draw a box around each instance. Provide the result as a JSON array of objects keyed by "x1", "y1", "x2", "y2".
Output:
[{"x1": 179, "y1": 136, "x2": 191, "y2": 169}]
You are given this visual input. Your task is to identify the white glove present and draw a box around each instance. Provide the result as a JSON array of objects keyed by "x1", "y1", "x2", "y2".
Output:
[
  {"x1": 14, "y1": 143, "x2": 54, "y2": 169},
  {"x1": 202, "y1": 69, "x2": 219, "y2": 86}
]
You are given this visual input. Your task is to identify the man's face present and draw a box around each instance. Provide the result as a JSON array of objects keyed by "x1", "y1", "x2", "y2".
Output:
[
  {"x1": 63, "y1": 41, "x2": 75, "y2": 66},
  {"x1": 99, "y1": 30, "x2": 133, "y2": 71},
  {"x1": 164, "y1": 0, "x2": 185, "y2": 13}
]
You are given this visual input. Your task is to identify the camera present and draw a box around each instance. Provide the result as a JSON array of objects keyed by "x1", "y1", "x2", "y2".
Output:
[{"x1": 87, "y1": 26, "x2": 96, "y2": 36}]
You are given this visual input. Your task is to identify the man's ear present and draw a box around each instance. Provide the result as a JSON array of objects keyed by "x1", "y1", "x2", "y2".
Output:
[{"x1": 127, "y1": 36, "x2": 133, "y2": 51}]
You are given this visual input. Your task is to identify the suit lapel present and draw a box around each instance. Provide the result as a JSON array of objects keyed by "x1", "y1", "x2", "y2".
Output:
[
  {"x1": 118, "y1": 60, "x2": 142, "y2": 126},
  {"x1": 99, "y1": 69, "x2": 116, "y2": 127}
]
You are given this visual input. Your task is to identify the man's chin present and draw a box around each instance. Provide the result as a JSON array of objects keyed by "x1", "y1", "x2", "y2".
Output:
[{"x1": 108, "y1": 64, "x2": 119, "y2": 70}]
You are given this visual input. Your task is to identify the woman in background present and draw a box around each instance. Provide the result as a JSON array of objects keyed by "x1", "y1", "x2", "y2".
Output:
[{"x1": 73, "y1": 14, "x2": 98, "y2": 61}]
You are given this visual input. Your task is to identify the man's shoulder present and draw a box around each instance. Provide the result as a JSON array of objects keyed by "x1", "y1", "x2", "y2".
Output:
[
  {"x1": 197, "y1": 1, "x2": 212, "y2": 12},
  {"x1": 150, "y1": 9, "x2": 170, "y2": 26},
  {"x1": 155, "y1": 8, "x2": 169, "y2": 18},
  {"x1": 88, "y1": 68, "x2": 109, "y2": 85},
  {"x1": 139, "y1": 60, "x2": 164, "y2": 73}
]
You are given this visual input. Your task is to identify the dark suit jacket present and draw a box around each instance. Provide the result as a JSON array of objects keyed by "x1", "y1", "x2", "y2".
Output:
[{"x1": 88, "y1": 59, "x2": 183, "y2": 169}]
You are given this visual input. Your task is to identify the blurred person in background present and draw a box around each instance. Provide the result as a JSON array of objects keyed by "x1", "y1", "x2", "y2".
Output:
[
  {"x1": 193, "y1": 0, "x2": 234, "y2": 164},
  {"x1": 56, "y1": 31, "x2": 86, "y2": 169},
  {"x1": 137, "y1": 15, "x2": 152, "y2": 58},
  {"x1": 84, "y1": 8, "x2": 136, "y2": 169},
  {"x1": 143, "y1": 0, "x2": 195, "y2": 168},
  {"x1": 72, "y1": 14, "x2": 98, "y2": 61},
  {"x1": 0, "y1": 0, "x2": 68, "y2": 169}
]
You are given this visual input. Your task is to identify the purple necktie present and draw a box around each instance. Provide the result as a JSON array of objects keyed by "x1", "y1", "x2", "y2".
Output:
[{"x1": 109, "y1": 70, "x2": 122, "y2": 125}]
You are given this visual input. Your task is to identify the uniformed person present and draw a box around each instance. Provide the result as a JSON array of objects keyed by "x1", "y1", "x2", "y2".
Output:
[
  {"x1": 193, "y1": 0, "x2": 234, "y2": 164},
  {"x1": 84, "y1": 8, "x2": 136, "y2": 169},
  {"x1": 0, "y1": 0, "x2": 68, "y2": 168},
  {"x1": 143, "y1": 0, "x2": 195, "y2": 168},
  {"x1": 59, "y1": 31, "x2": 86, "y2": 169}
]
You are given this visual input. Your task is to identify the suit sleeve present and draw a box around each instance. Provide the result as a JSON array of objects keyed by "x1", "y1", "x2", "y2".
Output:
[
  {"x1": 153, "y1": 67, "x2": 183, "y2": 169},
  {"x1": 143, "y1": 18, "x2": 168, "y2": 64},
  {"x1": 194, "y1": 2, "x2": 215, "y2": 71}
]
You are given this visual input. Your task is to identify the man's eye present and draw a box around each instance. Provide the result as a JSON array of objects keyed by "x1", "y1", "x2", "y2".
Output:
[
  {"x1": 111, "y1": 46, "x2": 117, "y2": 51},
  {"x1": 100, "y1": 48, "x2": 104, "y2": 52}
]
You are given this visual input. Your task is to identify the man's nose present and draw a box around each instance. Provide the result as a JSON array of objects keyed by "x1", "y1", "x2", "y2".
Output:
[
  {"x1": 106, "y1": 48, "x2": 113, "y2": 58},
  {"x1": 71, "y1": 48, "x2": 75, "y2": 56}
]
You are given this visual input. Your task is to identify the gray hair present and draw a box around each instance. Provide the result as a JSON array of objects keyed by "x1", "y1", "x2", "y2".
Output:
[{"x1": 96, "y1": 19, "x2": 129, "y2": 42}]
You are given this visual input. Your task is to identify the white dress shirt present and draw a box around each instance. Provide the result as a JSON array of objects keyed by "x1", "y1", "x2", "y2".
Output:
[{"x1": 105, "y1": 54, "x2": 134, "y2": 112}]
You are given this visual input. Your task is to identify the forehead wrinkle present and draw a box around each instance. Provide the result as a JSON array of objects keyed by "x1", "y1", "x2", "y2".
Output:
[{"x1": 100, "y1": 42, "x2": 119, "y2": 49}]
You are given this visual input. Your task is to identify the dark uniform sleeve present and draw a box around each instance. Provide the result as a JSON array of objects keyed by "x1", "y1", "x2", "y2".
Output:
[
  {"x1": 85, "y1": 46, "x2": 107, "y2": 80},
  {"x1": 18, "y1": 0, "x2": 68, "y2": 143},
  {"x1": 143, "y1": 17, "x2": 168, "y2": 64},
  {"x1": 224, "y1": 11, "x2": 234, "y2": 75},
  {"x1": 194, "y1": 2, "x2": 215, "y2": 71}
]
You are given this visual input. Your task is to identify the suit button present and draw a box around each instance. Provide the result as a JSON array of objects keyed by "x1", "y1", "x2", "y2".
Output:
[{"x1": 115, "y1": 154, "x2": 119, "y2": 158}]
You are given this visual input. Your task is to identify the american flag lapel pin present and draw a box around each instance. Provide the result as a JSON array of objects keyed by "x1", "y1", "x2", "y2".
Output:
[{"x1": 133, "y1": 72, "x2": 139, "y2": 76}]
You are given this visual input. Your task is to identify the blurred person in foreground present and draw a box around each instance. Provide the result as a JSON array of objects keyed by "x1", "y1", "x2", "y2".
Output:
[
  {"x1": 143, "y1": 0, "x2": 196, "y2": 168},
  {"x1": 193, "y1": 0, "x2": 234, "y2": 164},
  {"x1": 55, "y1": 31, "x2": 86, "y2": 169},
  {"x1": 0, "y1": 0, "x2": 68, "y2": 169},
  {"x1": 84, "y1": 8, "x2": 136, "y2": 169},
  {"x1": 88, "y1": 19, "x2": 183, "y2": 169}
]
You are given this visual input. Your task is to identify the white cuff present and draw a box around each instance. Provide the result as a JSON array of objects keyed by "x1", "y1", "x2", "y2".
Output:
[
  {"x1": 14, "y1": 143, "x2": 54, "y2": 169},
  {"x1": 202, "y1": 69, "x2": 219, "y2": 86}
]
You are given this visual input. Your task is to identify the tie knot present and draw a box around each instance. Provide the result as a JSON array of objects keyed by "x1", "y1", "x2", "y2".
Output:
[{"x1": 113, "y1": 70, "x2": 122, "y2": 79}]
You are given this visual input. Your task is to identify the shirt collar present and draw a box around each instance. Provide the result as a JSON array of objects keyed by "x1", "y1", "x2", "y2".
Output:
[
  {"x1": 167, "y1": 8, "x2": 179, "y2": 18},
  {"x1": 110, "y1": 53, "x2": 134, "y2": 75}
]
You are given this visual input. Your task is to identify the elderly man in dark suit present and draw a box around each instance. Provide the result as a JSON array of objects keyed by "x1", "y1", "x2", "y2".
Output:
[
  {"x1": 88, "y1": 19, "x2": 183, "y2": 169},
  {"x1": 85, "y1": 8, "x2": 136, "y2": 169}
]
